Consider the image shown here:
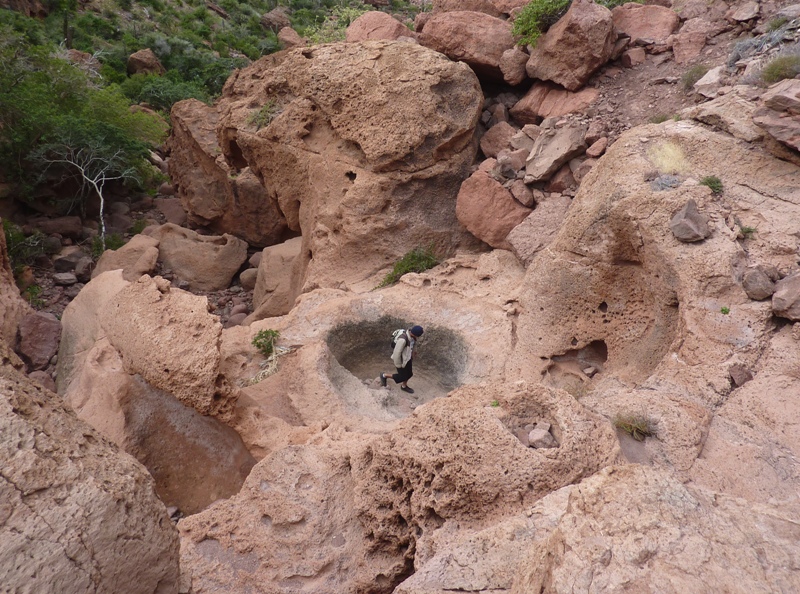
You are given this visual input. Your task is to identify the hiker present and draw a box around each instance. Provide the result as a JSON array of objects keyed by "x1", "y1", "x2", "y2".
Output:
[{"x1": 380, "y1": 325, "x2": 423, "y2": 394}]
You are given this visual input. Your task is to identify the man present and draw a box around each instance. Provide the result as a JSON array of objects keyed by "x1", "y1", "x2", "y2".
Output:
[{"x1": 380, "y1": 325, "x2": 423, "y2": 394}]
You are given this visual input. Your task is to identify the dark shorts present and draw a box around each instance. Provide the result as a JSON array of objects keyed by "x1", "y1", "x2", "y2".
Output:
[{"x1": 391, "y1": 360, "x2": 413, "y2": 384}]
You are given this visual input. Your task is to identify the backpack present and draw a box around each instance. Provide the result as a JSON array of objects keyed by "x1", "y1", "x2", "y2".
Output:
[{"x1": 390, "y1": 329, "x2": 407, "y2": 351}]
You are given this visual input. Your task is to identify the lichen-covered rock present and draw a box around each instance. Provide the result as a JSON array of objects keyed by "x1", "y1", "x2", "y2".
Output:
[{"x1": 0, "y1": 341, "x2": 180, "y2": 593}]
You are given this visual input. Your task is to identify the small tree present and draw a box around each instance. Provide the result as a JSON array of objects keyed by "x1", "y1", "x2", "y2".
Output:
[{"x1": 35, "y1": 121, "x2": 141, "y2": 250}]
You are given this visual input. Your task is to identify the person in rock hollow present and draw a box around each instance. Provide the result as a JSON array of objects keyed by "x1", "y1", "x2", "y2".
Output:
[{"x1": 380, "y1": 325, "x2": 423, "y2": 394}]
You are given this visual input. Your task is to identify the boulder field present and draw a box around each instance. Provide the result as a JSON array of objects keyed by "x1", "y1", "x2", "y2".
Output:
[{"x1": 5, "y1": 6, "x2": 800, "y2": 593}]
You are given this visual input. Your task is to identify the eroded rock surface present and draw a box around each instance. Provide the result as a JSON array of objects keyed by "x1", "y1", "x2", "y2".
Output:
[{"x1": 0, "y1": 341, "x2": 180, "y2": 593}]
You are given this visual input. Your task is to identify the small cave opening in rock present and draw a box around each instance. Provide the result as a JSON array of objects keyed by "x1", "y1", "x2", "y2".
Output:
[{"x1": 326, "y1": 316, "x2": 468, "y2": 416}]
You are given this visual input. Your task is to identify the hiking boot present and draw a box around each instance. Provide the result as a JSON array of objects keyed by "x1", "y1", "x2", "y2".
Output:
[
  {"x1": 400, "y1": 386, "x2": 414, "y2": 394},
  {"x1": 380, "y1": 374, "x2": 387, "y2": 387}
]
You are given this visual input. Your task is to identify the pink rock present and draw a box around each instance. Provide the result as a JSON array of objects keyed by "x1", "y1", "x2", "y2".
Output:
[
  {"x1": 500, "y1": 47, "x2": 530, "y2": 86},
  {"x1": 28, "y1": 370, "x2": 56, "y2": 392},
  {"x1": 345, "y1": 11, "x2": 413, "y2": 42},
  {"x1": 511, "y1": 81, "x2": 600, "y2": 122},
  {"x1": 127, "y1": 48, "x2": 165, "y2": 76},
  {"x1": 456, "y1": 170, "x2": 532, "y2": 248},
  {"x1": 433, "y1": 0, "x2": 502, "y2": 17},
  {"x1": 153, "y1": 197, "x2": 187, "y2": 226},
  {"x1": 525, "y1": 0, "x2": 616, "y2": 91},
  {"x1": 224, "y1": 312, "x2": 248, "y2": 328},
  {"x1": 418, "y1": 11, "x2": 514, "y2": 81},
  {"x1": 621, "y1": 47, "x2": 646, "y2": 68},
  {"x1": 611, "y1": 4, "x2": 680, "y2": 44},
  {"x1": 762, "y1": 79, "x2": 800, "y2": 115},
  {"x1": 506, "y1": 194, "x2": 573, "y2": 265},
  {"x1": 672, "y1": 18, "x2": 711, "y2": 64},
  {"x1": 586, "y1": 137, "x2": 608, "y2": 158},
  {"x1": 17, "y1": 312, "x2": 62, "y2": 371},
  {"x1": 480, "y1": 121, "x2": 517, "y2": 158},
  {"x1": 545, "y1": 164, "x2": 576, "y2": 193},
  {"x1": 278, "y1": 27, "x2": 306, "y2": 49}
]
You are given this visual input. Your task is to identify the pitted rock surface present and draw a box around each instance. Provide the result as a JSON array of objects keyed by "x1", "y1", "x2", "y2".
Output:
[{"x1": 0, "y1": 341, "x2": 180, "y2": 594}]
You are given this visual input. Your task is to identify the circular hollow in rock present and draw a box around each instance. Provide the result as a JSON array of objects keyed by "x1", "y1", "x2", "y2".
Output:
[{"x1": 326, "y1": 316, "x2": 468, "y2": 415}]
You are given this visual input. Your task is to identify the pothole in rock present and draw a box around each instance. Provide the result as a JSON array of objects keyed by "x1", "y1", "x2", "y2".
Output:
[
  {"x1": 326, "y1": 316, "x2": 468, "y2": 418},
  {"x1": 543, "y1": 340, "x2": 609, "y2": 397}
]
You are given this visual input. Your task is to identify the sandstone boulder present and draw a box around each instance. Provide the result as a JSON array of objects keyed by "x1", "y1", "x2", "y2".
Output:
[
  {"x1": 92, "y1": 233, "x2": 159, "y2": 281},
  {"x1": 127, "y1": 48, "x2": 165, "y2": 75},
  {"x1": 65, "y1": 339, "x2": 255, "y2": 515},
  {"x1": 418, "y1": 11, "x2": 514, "y2": 82},
  {"x1": 505, "y1": 194, "x2": 573, "y2": 266},
  {"x1": 683, "y1": 89, "x2": 764, "y2": 142},
  {"x1": 742, "y1": 266, "x2": 775, "y2": 300},
  {"x1": 510, "y1": 81, "x2": 599, "y2": 122},
  {"x1": 167, "y1": 99, "x2": 287, "y2": 247},
  {"x1": 144, "y1": 223, "x2": 248, "y2": 292},
  {"x1": 214, "y1": 40, "x2": 482, "y2": 292},
  {"x1": 278, "y1": 26, "x2": 306, "y2": 49},
  {"x1": 479, "y1": 121, "x2": 516, "y2": 158},
  {"x1": 248, "y1": 236, "x2": 304, "y2": 321},
  {"x1": 525, "y1": 0, "x2": 616, "y2": 91},
  {"x1": 98, "y1": 275, "x2": 236, "y2": 420},
  {"x1": 516, "y1": 465, "x2": 800, "y2": 593},
  {"x1": 611, "y1": 3, "x2": 680, "y2": 44},
  {"x1": 456, "y1": 170, "x2": 531, "y2": 249},
  {"x1": 260, "y1": 6, "x2": 290, "y2": 32},
  {"x1": 524, "y1": 124, "x2": 587, "y2": 182},
  {"x1": 499, "y1": 47, "x2": 529, "y2": 86},
  {"x1": 346, "y1": 11, "x2": 413, "y2": 42},
  {"x1": 672, "y1": 17, "x2": 711, "y2": 64},
  {"x1": 0, "y1": 341, "x2": 180, "y2": 593},
  {"x1": 432, "y1": 0, "x2": 502, "y2": 17},
  {"x1": 670, "y1": 198, "x2": 711, "y2": 242},
  {"x1": 16, "y1": 311, "x2": 61, "y2": 371},
  {"x1": 772, "y1": 272, "x2": 800, "y2": 320},
  {"x1": 0, "y1": 221, "x2": 30, "y2": 346}
]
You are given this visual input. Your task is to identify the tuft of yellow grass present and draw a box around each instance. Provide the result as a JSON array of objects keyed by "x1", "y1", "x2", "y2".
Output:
[{"x1": 648, "y1": 141, "x2": 688, "y2": 175}]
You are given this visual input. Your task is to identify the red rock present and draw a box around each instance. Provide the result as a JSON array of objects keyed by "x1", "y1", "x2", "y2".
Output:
[
  {"x1": 611, "y1": 4, "x2": 680, "y2": 44},
  {"x1": 480, "y1": 121, "x2": 517, "y2": 158},
  {"x1": 510, "y1": 81, "x2": 600, "y2": 122},
  {"x1": 345, "y1": 11, "x2": 413, "y2": 42},
  {"x1": 672, "y1": 18, "x2": 711, "y2": 64},
  {"x1": 433, "y1": 0, "x2": 502, "y2": 17},
  {"x1": 260, "y1": 7, "x2": 291, "y2": 32},
  {"x1": 456, "y1": 170, "x2": 532, "y2": 249},
  {"x1": 621, "y1": 47, "x2": 646, "y2": 68},
  {"x1": 418, "y1": 11, "x2": 514, "y2": 81},
  {"x1": 545, "y1": 164, "x2": 576, "y2": 193},
  {"x1": 278, "y1": 26, "x2": 306, "y2": 48},
  {"x1": 500, "y1": 47, "x2": 529, "y2": 86},
  {"x1": 525, "y1": 0, "x2": 616, "y2": 91},
  {"x1": 127, "y1": 48, "x2": 165, "y2": 76},
  {"x1": 16, "y1": 311, "x2": 61, "y2": 371},
  {"x1": 168, "y1": 100, "x2": 287, "y2": 247},
  {"x1": 585, "y1": 137, "x2": 608, "y2": 158}
]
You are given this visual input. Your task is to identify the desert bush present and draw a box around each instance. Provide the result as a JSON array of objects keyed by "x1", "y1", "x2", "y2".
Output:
[
  {"x1": 700, "y1": 175, "x2": 723, "y2": 195},
  {"x1": 613, "y1": 413, "x2": 654, "y2": 441},
  {"x1": 378, "y1": 246, "x2": 439, "y2": 288},
  {"x1": 767, "y1": 17, "x2": 789, "y2": 32},
  {"x1": 249, "y1": 98, "x2": 282, "y2": 129},
  {"x1": 119, "y1": 73, "x2": 211, "y2": 111},
  {"x1": 760, "y1": 54, "x2": 800, "y2": 84},
  {"x1": 303, "y1": 1, "x2": 370, "y2": 43},
  {"x1": 2, "y1": 220, "x2": 47, "y2": 275},
  {"x1": 252, "y1": 329, "x2": 280, "y2": 358},
  {"x1": 681, "y1": 64, "x2": 709, "y2": 91},
  {"x1": 512, "y1": 0, "x2": 637, "y2": 47},
  {"x1": 648, "y1": 142, "x2": 688, "y2": 175}
]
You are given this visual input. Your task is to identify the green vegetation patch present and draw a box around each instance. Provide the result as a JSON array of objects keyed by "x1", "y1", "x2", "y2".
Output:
[
  {"x1": 378, "y1": 246, "x2": 439, "y2": 288},
  {"x1": 681, "y1": 64, "x2": 709, "y2": 91},
  {"x1": 699, "y1": 175, "x2": 723, "y2": 195},
  {"x1": 512, "y1": 0, "x2": 637, "y2": 47},
  {"x1": 613, "y1": 413, "x2": 654, "y2": 441},
  {"x1": 252, "y1": 328, "x2": 280, "y2": 358},
  {"x1": 760, "y1": 54, "x2": 800, "y2": 85}
]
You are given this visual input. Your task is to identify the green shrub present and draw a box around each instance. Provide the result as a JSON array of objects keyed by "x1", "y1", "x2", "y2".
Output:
[
  {"x1": 649, "y1": 114, "x2": 671, "y2": 124},
  {"x1": 739, "y1": 225, "x2": 756, "y2": 239},
  {"x1": 767, "y1": 17, "x2": 789, "y2": 32},
  {"x1": 699, "y1": 175, "x2": 723, "y2": 195},
  {"x1": 303, "y1": 2, "x2": 371, "y2": 43},
  {"x1": 681, "y1": 64, "x2": 709, "y2": 91},
  {"x1": 91, "y1": 233, "x2": 124, "y2": 258},
  {"x1": 252, "y1": 329, "x2": 280, "y2": 358},
  {"x1": 378, "y1": 246, "x2": 439, "y2": 288},
  {"x1": 720, "y1": 306, "x2": 730, "y2": 315},
  {"x1": 613, "y1": 413, "x2": 654, "y2": 441},
  {"x1": 119, "y1": 73, "x2": 211, "y2": 112},
  {"x1": 23, "y1": 284, "x2": 45, "y2": 308},
  {"x1": 130, "y1": 218, "x2": 148, "y2": 235},
  {"x1": 249, "y1": 98, "x2": 281, "y2": 129},
  {"x1": 512, "y1": 0, "x2": 636, "y2": 47},
  {"x1": 760, "y1": 54, "x2": 800, "y2": 85},
  {"x1": 2, "y1": 220, "x2": 47, "y2": 275}
]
